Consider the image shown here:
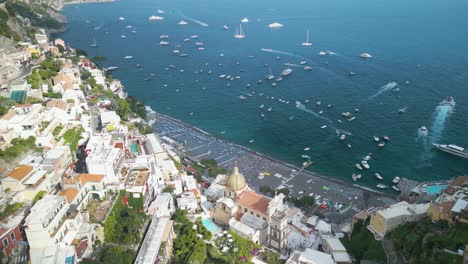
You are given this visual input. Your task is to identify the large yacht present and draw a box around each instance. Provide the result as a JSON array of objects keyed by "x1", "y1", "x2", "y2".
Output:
[{"x1": 432, "y1": 144, "x2": 468, "y2": 159}]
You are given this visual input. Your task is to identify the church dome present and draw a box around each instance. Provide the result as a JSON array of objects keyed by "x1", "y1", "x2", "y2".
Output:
[{"x1": 226, "y1": 166, "x2": 247, "y2": 191}]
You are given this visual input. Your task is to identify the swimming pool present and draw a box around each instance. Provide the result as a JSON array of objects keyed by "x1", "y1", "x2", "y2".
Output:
[
  {"x1": 130, "y1": 144, "x2": 138, "y2": 154},
  {"x1": 425, "y1": 185, "x2": 448, "y2": 195},
  {"x1": 202, "y1": 219, "x2": 221, "y2": 234}
]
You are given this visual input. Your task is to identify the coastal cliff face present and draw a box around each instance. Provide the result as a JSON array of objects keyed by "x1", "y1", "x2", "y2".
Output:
[{"x1": 0, "y1": 0, "x2": 66, "y2": 51}]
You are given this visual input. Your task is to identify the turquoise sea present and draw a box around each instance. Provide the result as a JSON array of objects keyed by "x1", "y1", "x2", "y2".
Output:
[{"x1": 57, "y1": 0, "x2": 468, "y2": 187}]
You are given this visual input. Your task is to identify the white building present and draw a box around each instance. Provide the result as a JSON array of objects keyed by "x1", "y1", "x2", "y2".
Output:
[
  {"x1": 0, "y1": 104, "x2": 43, "y2": 138},
  {"x1": 322, "y1": 238, "x2": 351, "y2": 264},
  {"x1": 134, "y1": 216, "x2": 175, "y2": 264},
  {"x1": 176, "y1": 192, "x2": 198, "y2": 213},
  {"x1": 287, "y1": 248, "x2": 335, "y2": 264},
  {"x1": 147, "y1": 193, "x2": 175, "y2": 217}
]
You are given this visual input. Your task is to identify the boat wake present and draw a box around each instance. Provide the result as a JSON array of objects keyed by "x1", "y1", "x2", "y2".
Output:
[
  {"x1": 429, "y1": 99, "x2": 455, "y2": 144},
  {"x1": 369, "y1": 81, "x2": 397, "y2": 99},
  {"x1": 295, "y1": 101, "x2": 332, "y2": 123},
  {"x1": 261, "y1": 48, "x2": 309, "y2": 61},
  {"x1": 283, "y1": 63, "x2": 305, "y2": 68},
  {"x1": 180, "y1": 13, "x2": 208, "y2": 27}
]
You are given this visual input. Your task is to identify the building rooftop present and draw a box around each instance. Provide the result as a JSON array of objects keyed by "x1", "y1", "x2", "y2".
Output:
[
  {"x1": 237, "y1": 190, "x2": 270, "y2": 214},
  {"x1": 7, "y1": 165, "x2": 33, "y2": 181},
  {"x1": 229, "y1": 218, "x2": 256, "y2": 237},
  {"x1": 218, "y1": 197, "x2": 236, "y2": 209},
  {"x1": 451, "y1": 199, "x2": 468, "y2": 213},
  {"x1": 135, "y1": 216, "x2": 172, "y2": 264},
  {"x1": 79, "y1": 174, "x2": 104, "y2": 185},
  {"x1": 44, "y1": 146, "x2": 70, "y2": 161},
  {"x1": 378, "y1": 201, "x2": 429, "y2": 219},
  {"x1": 324, "y1": 238, "x2": 347, "y2": 252},
  {"x1": 46, "y1": 99, "x2": 67, "y2": 110},
  {"x1": 25, "y1": 195, "x2": 66, "y2": 227},
  {"x1": 59, "y1": 189, "x2": 79, "y2": 203},
  {"x1": 23, "y1": 169, "x2": 48, "y2": 185},
  {"x1": 298, "y1": 248, "x2": 334, "y2": 264}
]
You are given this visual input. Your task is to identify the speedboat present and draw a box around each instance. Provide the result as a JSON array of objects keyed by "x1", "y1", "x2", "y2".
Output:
[
  {"x1": 304, "y1": 66, "x2": 313, "y2": 71},
  {"x1": 120, "y1": 35, "x2": 127, "y2": 38},
  {"x1": 148, "y1": 15, "x2": 164, "y2": 20},
  {"x1": 340, "y1": 134, "x2": 346, "y2": 141},
  {"x1": 157, "y1": 9, "x2": 165, "y2": 14},
  {"x1": 348, "y1": 72, "x2": 356, "y2": 76},
  {"x1": 282, "y1": 68, "x2": 293, "y2": 76},
  {"x1": 304, "y1": 147, "x2": 310, "y2": 151},
  {"x1": 418, "y1": 126, "x2": 428, "y2": 136},
  {"x1": 239, "y1": 95, "x2": 247, "y2": 100},
  {"x1": 355, "y1": 164, "x2": 363, "y2": 170},
  {"x1": 260, "y1": 114, "x2": 265, "y2": 118},
  {"x1": 363, "y1": 154, "x2": 372, "y2": 161},
  {"x1": 223, "y1": 25, "x2": 229, "y2": 30},
  {"x1": 190, "y1": 35, "x2": 199, "y2": 39},
  {"x1": 259, "y1": 104, "x2": 265, "y2": 109},
  {"x1": 373, "y1": 136, "x2": 380, "y2": 142},
  {"x1": 319, "y1": 51, "x2": 327, "y2": 56},
  {"x1": 301, "y1": 154, "x2": 311, "y2": 159},
  {"x1": 124, "y1": 55, "x2": 133, "y2": 59},
  {"x1": 442, "y1": 96, "x2": 455, "y2": 107},
  {"x1": 249, "y1": 139, "x2": 254, "y2": 143},
  {"x1": 320, "y1": 125, "x2": 327, "y2": 129},
  {"x1": 375, "y1": 173, "x2": 383, "y2": 180},
  {"x1": 398, "y1": 107, "x2": 407, "y2": 113},
  {"x1": 360, "y1": 53, "x2": 373, "y2": 58},
  {"x1": 361, "y1": 160, "x2": 370, "y2": 169},
  {"x1": 352, "y1": 174, "x2": 358, "y2": 181},
  {"x1": 376, "y1": 184, "x2": 388, "y2": 189},
  {"x1": 160, "y1": 35, "x2": 169, "y2": 39},
  {"x1": 383, "y1": 136, "x2": 390, "y2": 141},
  {"x1": 392, "y1": 185, "x2": 400, "y2": 192},
  {"x1": 268, "y1": 21, "x2": 283, "y2": 28},
  {"x1": 378, "y1": 142, "x2": 385, "y2": 148},
  {"x1": 347, "y1": 144, "x2": 352, "y2": 148},
  {"x1": 299, "y1": 61, "x2": 307, "y2": 65},
  {"x1": 160, "y1": 41, "x2": 169, "y2": 45},
  {"x1": 179, "y1": 20, "x2": 188, "y2": 25},
  {"x1": 267, "y1": 107, "x2": 272, "y2": 112},
  {"x1": 392, "y1": 176, "x2": 400, "y2": 184},
  {"x1": 316, "y1": 101, "x2": 321, "y2": 106},
  {"x1": 119, "y1": 17, "x2": 125, "y2": 21},
  {"x1": 241, "y1": 17, "x2": 249, "y2": 23}
]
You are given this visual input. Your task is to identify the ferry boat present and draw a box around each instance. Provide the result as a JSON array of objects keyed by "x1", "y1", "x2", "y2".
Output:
[{"x1": 432, "y1": 143, "x2": 468, "y2": 159}]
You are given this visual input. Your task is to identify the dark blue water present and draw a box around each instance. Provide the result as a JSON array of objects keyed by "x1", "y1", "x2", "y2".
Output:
[{"x1": 58, "y1": 0, "x2": 468, "y2": 187}]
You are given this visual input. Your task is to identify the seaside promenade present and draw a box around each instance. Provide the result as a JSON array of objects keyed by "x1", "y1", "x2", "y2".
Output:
[{"x1": 152, "y1": 112, "x2": 397, "y2": 218}]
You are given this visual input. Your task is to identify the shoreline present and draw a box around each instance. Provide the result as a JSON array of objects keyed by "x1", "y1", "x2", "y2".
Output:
[
  {"x1": 63, "y1": 0, "x2": 116, "y2": 6},
  {"x1": 152, "y1": 111, "x2": 397, "y2": 200}
]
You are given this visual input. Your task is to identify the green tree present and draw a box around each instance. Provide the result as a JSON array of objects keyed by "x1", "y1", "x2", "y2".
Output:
[
  {"x1": 100, "y1": 246, "x2": 134, "y2": 264},
  {"x1": 117, "y1": 99, "x2": 131, "y2": 121},
  {"x1": 32, "y1": 190, "x2": 46, "y2": 203},
  {"x1": 104, "y1": 213, "x2": 116, "y2": 242}
]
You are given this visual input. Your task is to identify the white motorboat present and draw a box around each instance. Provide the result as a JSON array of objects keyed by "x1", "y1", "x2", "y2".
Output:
[
  {"x1": 249, "y1": 139, "x2": 254, "y2": 143},
  {"x1": 119, "y1": 17, "x2": 125, "y2": 21},
  {"x1": 355, "y1": 164, "x2": 363, "y2": 170},
  {"x1": 91, "y1": 39, "x2": 98, "y2": 47},
  {"x1": 190, "y1": 35, "x2": 199, "y2": 39},
  {"x1": 352, "y1": 174, "x2": 358, "y2": 181},
  {"x1": 301, "y1": 154, "x2": 311, "y2": 159},
  {"x1": 376, "y1": 184, "x2": 388, "y2": 189},
  {"x1": 179, "y1": 20, "x2": 188, "y2": 25},
  {"x1": 378, "y1": 142, "x2": 385, "y2": 148},
  {"x1": 120, "y1": 35, "x2": 127, "y2": 38},
  {"x1": 282, "y1": 68, "x2": 293, "y2": 76},
  {"x1": 320, "y1": 125, "x2": 327, "y2": 129},
  {"x1": 316, "y1": 101, "x2": 321, "y2": 106},
  {"x1": 373, "y1": 136, "x2": 380, "y2": 142},
  {"x1": 234, "y1": 24, "x2": 246, "y2": 39},
  {"x1": 375, "y1": 173, "x2": 383, "y2": 180},
  {"x1": 302, "y1": 30, "x2": 312, "y2": 46},
  {"x1": 392, "y1": 176, "x2": 400, "y2": 184},
  {"x1": 223, "y1": 25, "x2": 229, "y2": 30},
  {"x1": 383, "y1": 135, "x2": 390, "y2": 141},
  {"x1": 304, "y1": 147, "x2": 310, "y2": 151},
  {"x1": 363, "y1": 155, "x2": 372, "y2": 161},
  {"x1": 241, "y1": 17, "x2": 249, "y2": 23},
  {"x1": 160, "y1": 41, "x2": 169, "y2": 45},
  {"x1": 299, "y1": 61, "x2": 307, "y2": 65},
  {"x1": 239, "y1": 95, "x2": 247, "y2": 100},
  {"x1": 148, "y1": 15, "x2": 164, "y2": 20},
  {"x1": 304, "y1": 66, "x2": 313, "y2": 71},
  {"x1": 347, "y1": 144, "x2": 352, "y2": 148},
  {"x1": 267, "y1": 107, "x2": 272, "y2": 112},
  {"x1": 268, "y1": 21, "x2": 283, "y2": 28},
  {"x1": 319, "y1": 51, "x2": 327, "y2": 56},
  {"x1": 392, "y1": 185, "x2": 401, "y2": 192},
  {"x1": 259, "y1": 104, "x2": 265, "y2": 109},
  {"x1": 360, "y1": 53, "x2": 373, "y2": 58},
  {"x1": 361, "y1": 160, "x2": 370, "y2": 169},
  {"x1": 260, "y1": 114, "x2": 265, "y2": 118},
  {"x1": 160, "y1": 35, "x2": 169, "y2": 39},
  {"x1": 340, "y1": 134, "x2": 346, "y2": 141},
  {"x1": 124, "y1": 55, "x2": 133, "y2": 59},
  {"x1": 157, "y1": 9, "x2": 165, "y2": 14},
  {"x1": 418, "y1": 126, "x2": 428, "y2": 136}
]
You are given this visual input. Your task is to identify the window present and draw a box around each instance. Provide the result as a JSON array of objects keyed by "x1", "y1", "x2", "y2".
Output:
[
  {"x1": 244, "y1": 208, "x2": 248, "y2": 213},
  {"x1": 2, "y1": 238, "x2": 8, "y2": 247},
  {"x1": 10, "y1": 232, "x2": 15, "y2": 241},
  {"x1": 256, "y1": 214, "x2": 260, "y2": 218}
]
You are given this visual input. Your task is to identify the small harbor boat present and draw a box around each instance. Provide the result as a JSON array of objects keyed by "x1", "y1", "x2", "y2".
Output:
[
  {"x1": 281, "y1": 68, "x2": 293, "y2": 76},
  {"x1": 320, "y1": 125, "x2": 327, "y2": 129},
  {"x1": 383, "y1": 135, "x2": 390, "y2": 141},
  {"x1": 418, "y1": 126, "x2": 428, "y2": 136},
  {"x1": 352, "y1": 174, "x2": 358, "y2": 181},
  {"x1": 239, "y1": 95, "x2": 247, "y2": 100},
  {"x1": 157, "y1": 9, "x2": 165, "y2": 14},
  {"x1": 376, "y1": 184, "x2": 388, "y2": 189},
  {"x1": 148, "y1": 15, "x2": 164, "y2": 20},
  {"x1": 160, "y1": 35, "x2": 169, "y2": 39},
  {"x1": 304, "y1": 66, "x2": 313, "y2": 71},
  {"x1": 363, "y1": 154, "x2": 372, "y2": 161},
  {"x1": 223, "y1": 25, "x2": 229, "y2": 30},
  {"x1": 268, "y1": 21, "x2": 284, "y2": 28},
  {"x1": 260, "y1": 114, "x2": 265, "y2": 118},
  {"x1": 120, "y1": 35, "x2": 127, "y2": 38},
  {"x1": 340, "y1": 134, "x2": 346, "y2": 141},
  {"x1": 234, "y1": 24, "x2": 246, "y2": 39},
  {"x1": 373, "y1": 136, "x2": 380, "y2": 142},
  {"x1": 119, "y1": 16, "x2": 125, "y2": 21},
  {"x1": 124, "y1": 55, "x2": 133, "y2": 59},
  {"x1": 304, "y1": 147, "x2": 310, "y2": 151},
  {"x1": 301, "y1": 154, "x2": 311, "y2": 159},
  {"x1": 375, "y1": 173, "x2": 383, "y2": 180},
  {"x1": 392, "y1": 185, "x2": 401, "y2": 192},
  {"x1": 160, "y1": 41, "x2": 169, "y2": 45},
  {"x1": 360, "y1": 53, "x2": 373, "y2": 58},
  {"x1": 347, "y1": 144, "x2": 352, "y2": 148},
  {"x1": 355, "y1": 164, "x2": 363, "y2": 170},
  {"x1": 319, "y1": 51, "x2": 327, "y2": 56},
  {"x1": 361, "y1": 160, "x2": 370, "y2": 169},
  {"x1": 267, "y1": 107, "x2": 272, "y2": 112},
  {"x1": 378, "y1": 142, "x2": 385, "y2": 148},
  {"x1": 241, "y1": 17, "x2": 249, "y2": 23},
  {"x1": 259, "y1": 104, "x2": 265, "y2": 109},
  {"x1": 348, "y1": 72, "x2": 356, "y2": 76},
  {"x1": 302, "y1": 30, "x2": 312, "y2": 46},
  {"x1": 392, "y1": 176, "x2": 400, "y2": 184},
  {"x1": 249, "y1": 139, "x2": 254, "y2": 143},
  {"x1": 179, "y1": 20, "x2": 188, "y2": 25}
]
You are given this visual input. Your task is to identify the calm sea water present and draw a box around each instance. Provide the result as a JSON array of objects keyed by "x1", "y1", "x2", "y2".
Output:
[{"x1": 57, "y1": 0, "x2": 468, "y2": 187}]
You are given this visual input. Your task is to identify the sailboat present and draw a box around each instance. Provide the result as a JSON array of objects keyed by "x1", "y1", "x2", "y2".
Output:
[
  {"x1": 91, "y1": 39, "x2": 98, "y2": 47},
  {"x1": 234, "y1": 24, "x2": 245, "y2": 39},
  {"x1": 301, "y1": 30, "x2": 312, "y2": 46}
]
